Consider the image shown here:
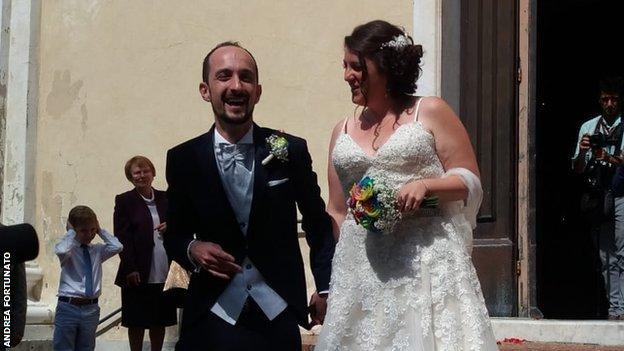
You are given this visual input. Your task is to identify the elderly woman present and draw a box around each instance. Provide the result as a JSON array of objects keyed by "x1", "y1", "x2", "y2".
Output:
[{"x1": 114, "y1": 156, "x2": 176, "y2": 351}]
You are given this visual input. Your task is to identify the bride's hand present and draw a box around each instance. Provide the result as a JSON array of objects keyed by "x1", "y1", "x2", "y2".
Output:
[
  {"x1": 396, "y1": 180, "x2": 429, "y2": 212},
  {"x1": 309, "y1": 292, "x2": 328, "y2": 326}
]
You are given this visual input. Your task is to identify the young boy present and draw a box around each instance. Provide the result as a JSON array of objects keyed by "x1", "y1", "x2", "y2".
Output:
[{"x1": 53, "y1": 206, "x2": 123, "y2": 351}]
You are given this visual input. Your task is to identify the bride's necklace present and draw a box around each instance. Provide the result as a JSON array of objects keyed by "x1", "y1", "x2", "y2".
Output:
[
  {"x1": 359, "y1": 107, "x2": 406, "y2": 151},
  {"x1": 365, "y1": 114, "x2": 392, "y2": 151},
  {"x1": 372, "y1": 123, "x2": 386, "y2": 151},
  {"x1": 368, "y1": 106, "x2": 415, "y2": 151}
]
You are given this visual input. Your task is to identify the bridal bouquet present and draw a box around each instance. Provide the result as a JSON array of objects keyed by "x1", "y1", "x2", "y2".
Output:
[{"x1": 347, "y1": 176, "x2": 438, "y2": 234}]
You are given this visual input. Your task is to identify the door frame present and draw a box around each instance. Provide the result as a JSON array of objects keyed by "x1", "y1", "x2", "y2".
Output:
[{"x1": 517, "y1": 0, "x2": 542, "y2": 318}]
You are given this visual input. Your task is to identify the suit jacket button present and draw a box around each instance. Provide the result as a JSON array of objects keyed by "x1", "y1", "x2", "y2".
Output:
[
  {"x1": 245, "y1": 264, "x2": 252, "y2": 270},
  {"x1": 246, "y1": 284, "x2": 252, "y2": 291}
]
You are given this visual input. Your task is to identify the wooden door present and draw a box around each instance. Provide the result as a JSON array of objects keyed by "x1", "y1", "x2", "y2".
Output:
[{"x1": 460, "y1": 0, "x2": 518, "y2": 317}]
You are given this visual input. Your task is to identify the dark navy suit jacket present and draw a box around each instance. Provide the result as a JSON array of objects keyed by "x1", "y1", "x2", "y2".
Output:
[{"x1": 164, "y1": 123, "x2": 335, "y2": 331}]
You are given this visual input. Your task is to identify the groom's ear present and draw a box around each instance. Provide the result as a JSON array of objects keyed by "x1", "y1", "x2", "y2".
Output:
[
  {"x1": 253, "y1": 84, "x2": 262, "y2": 104},
  {"x1": 199, "y1": 82, "x2": 211, "y2": 102}
]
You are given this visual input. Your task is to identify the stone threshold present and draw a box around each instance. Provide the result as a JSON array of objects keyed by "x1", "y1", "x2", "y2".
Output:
[
  {"x1": 490, "y1": 318, "x2": 624, "y2": 347},
  {"x1": 301, "y1": 319, "x2": 624, "y2": 348},
  {"x1": 15, "y1": 318, "x2": 624, "y2": 350}
]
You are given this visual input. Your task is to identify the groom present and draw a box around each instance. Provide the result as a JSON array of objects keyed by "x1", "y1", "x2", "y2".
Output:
[{"x1": 164, "y1": 42, "x2": 335, "y2": 351}]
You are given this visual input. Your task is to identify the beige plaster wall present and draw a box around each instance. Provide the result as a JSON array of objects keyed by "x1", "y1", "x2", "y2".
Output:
[{"x1": 35, "y1": 0, "x2": 412, "y2": 341}]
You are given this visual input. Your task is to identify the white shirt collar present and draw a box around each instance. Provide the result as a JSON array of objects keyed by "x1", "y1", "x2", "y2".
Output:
[
  {"x1": 600, "y1": 115, "x2": 622, "y2": 129},
  {"x1": 214, "y1": 125, "x2": 254, "y2": 147}
]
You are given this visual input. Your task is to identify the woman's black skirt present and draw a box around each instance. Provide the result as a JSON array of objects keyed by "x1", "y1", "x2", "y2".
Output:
[{"x1": 121, "y1": 283, "x2": 177, "y2": 328}]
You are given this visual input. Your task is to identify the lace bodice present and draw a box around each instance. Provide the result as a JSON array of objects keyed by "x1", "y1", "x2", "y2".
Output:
[
  {"x1": 333, "y1": 121, "x2": 443, "y2": 196},
  {"x1": 316, "y1": 116, "x2": 498, "y2": 351}
]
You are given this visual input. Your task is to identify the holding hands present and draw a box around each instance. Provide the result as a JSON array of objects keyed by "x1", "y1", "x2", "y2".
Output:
[
  {"x1": 126, "y1": 271, "x2": 141, "y2": 286},
  {"x1": 309, "y1": 292, "x2": 328, "y2": 326}
]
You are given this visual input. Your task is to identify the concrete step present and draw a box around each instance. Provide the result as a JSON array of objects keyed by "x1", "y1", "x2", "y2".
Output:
[
  {"x1": 496, "y1": 341, "x2": 624, "y2": 351},
  {"x1": 11, "y1": 339, "x2": 624, "y2": 351},
  {"x1": 491, "y1": 318, "x2": 624, "y2": 346},
  {"x1": 10, "y1": 340, "x2": 178, "y2": 351},
  {"x1": 14, "y1": 318, "x2": 624, "y2": 350}
]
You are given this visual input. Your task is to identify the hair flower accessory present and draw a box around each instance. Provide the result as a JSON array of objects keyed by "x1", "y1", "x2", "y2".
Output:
[
  {"x1": 380, "y1": 34, "x2": 411, "y2": 50},
  {"x1": 262, "y1": 134, "x2": 289, "y2": 166}
]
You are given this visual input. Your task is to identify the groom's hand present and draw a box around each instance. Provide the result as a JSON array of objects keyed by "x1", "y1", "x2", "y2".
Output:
[
  {"x1": 189, "y1": 241, "x2": 242, "y2": 279},
  {"x1": 308, "y1": 292, "x2": 328, "y2": 326}
]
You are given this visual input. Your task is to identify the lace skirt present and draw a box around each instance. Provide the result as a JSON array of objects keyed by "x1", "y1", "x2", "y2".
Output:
[{"x1": 315, "y1": 215, "x2": 498, "y2": 351}]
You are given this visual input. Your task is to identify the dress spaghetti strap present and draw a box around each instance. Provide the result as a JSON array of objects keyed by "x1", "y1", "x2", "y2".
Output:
[
  {"x1": 342, "y1": 117, "x2": 349, "y2": 134},
  {"x1": 413, "y1": 97, "x2": 425, "y2": 122}
]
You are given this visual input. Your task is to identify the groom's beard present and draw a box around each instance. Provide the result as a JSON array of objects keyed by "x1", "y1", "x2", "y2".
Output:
[
  {"x1": 212, "y1": 90, "x2": 255, "y2": 126},
  {"x1": 214, "y1": 107, "x2": 254, "y2": 125}
]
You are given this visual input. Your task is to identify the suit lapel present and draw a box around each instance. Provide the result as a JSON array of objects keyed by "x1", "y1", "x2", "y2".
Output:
[
  {"x1": 195, "y1": 126, "x2": 242, "y2": 238},
  {"x1": 247, "y1": 124, "x2": 269, "y2": 237},
  {"x1": 154, "y1": 190, "x2": 166, "y2": 222},
  {"x1": 131, "y1": 189, "x2": 155, "y2": 244}
]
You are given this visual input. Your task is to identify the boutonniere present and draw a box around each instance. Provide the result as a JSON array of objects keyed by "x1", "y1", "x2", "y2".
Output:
[{"x1": 262, "y1": 134, "x2": 289, "y2": 166}]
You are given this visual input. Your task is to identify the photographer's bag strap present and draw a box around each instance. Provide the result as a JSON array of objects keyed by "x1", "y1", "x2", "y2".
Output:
[{"x1": 608, "y1": 122, "x2": 624, "y2": 156}]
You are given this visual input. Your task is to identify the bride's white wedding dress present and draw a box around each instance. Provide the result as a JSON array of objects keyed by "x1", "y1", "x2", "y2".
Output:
[{"x1": 316, "y1": 101, "x2": 499, "y2": 351}]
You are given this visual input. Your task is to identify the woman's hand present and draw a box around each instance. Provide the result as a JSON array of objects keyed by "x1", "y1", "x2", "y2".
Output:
[
  {"x1": 156, "y1": 222, "x2": 167, "y2": 234},
  {"x1": 126, "y1": 271, "x2": 141, "y2": 286},
  {"x1": 309, "y1": 292, "x2": 328, "y2": 326},
  {"x1": 396, "y1": 180, "x2": 429, "y2": 213}
]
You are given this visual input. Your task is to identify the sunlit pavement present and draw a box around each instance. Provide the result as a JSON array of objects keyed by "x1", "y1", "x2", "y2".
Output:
[{"x1": 301, "y1": 335, "x2": 624, "y2": 351}]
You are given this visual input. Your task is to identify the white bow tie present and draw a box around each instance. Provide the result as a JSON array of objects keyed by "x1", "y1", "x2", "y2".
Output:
[{"x1": 219, "y1": 144, "x2": 252, "y2": 171}]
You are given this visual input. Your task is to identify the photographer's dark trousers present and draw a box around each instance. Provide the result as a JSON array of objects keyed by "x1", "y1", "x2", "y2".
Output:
[{"x1": 607, "y1": 196, "x2": 624, "y2": 317}]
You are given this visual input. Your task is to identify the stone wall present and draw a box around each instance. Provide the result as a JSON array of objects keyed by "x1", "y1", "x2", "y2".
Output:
[{"x1": 31, "y1": 0, "x2": 413, "y2": 342}]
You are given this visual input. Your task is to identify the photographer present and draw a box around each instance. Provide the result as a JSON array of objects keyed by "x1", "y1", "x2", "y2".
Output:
[
  {"x1": 573, "y1": 76, "x2": 624, "y2": 320},
  {"x1": 0, "y1": 223, "x2": 38, "y2": 349}
]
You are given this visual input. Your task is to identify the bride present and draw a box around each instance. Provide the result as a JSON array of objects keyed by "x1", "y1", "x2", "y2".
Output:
[{"x1": 315, "y1": 20, "x2": 498, "y2": 350}]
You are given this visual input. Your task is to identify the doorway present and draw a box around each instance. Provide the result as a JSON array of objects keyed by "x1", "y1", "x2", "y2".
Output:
[{"x1": 536, "y1": 0, "x2": 624, "y2": 319}]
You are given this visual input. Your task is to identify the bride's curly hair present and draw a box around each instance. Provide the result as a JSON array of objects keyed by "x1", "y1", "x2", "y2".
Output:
[{"x1": 345, "y1": 20, "x2": 423, "y2": 111}]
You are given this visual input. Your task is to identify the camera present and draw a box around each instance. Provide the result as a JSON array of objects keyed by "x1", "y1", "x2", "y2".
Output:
[
  {"x1": 0, "y1": 223, "x2": 39, "y2": 263},
  {"x1": 589, "y1": 133, "x2": 608, "y2": 149},
  {"x1": 0, "y1": 223, "x2": 37, "y2": 349}
]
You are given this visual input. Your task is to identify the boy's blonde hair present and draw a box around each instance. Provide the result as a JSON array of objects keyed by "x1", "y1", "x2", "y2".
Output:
[{"x1": 68, "y1": 205, "x2": 97, "y2": 228}]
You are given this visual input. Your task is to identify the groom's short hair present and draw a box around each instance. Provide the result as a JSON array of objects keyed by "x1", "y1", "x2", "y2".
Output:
[{"x1": 202, "y1": 41, "x2": 259, "y2": 84}]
